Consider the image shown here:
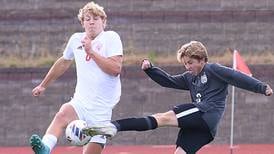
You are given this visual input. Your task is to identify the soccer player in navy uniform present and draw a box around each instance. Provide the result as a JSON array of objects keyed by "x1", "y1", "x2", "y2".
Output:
[{"x1": 84, "y1": 41, "x2": 273, "y2": 154}]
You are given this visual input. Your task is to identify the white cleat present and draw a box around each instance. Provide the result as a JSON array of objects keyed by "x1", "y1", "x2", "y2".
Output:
[{"x1": 82, "y1": 123, "x2": 117, "y2": 139}]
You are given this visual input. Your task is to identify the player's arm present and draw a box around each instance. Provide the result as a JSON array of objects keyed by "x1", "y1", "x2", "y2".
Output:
[
  {"x1": 142, "y1": 59, "x2": 189, "y2": 90},
  {"x1": 32, "y1": 57, "x2": 73, "y2": 96},
  {"x1": 82, "y1": 35, "x2": 122, "y2": 76},
  {"x1": 209, "y1": 63, "x2": 272, "y2": 96},
  {"x1": 89, "y1": 52, "x2": 123, "y2": 76},
  {"x1": 40, "y1": 57, "x2": 73, "y2": 88}
]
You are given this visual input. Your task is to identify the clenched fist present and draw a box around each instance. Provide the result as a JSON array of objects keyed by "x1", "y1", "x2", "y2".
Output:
[
  {"x1": 32, "y1": 85, "x2": 46, "y2": 96},
  {"x1": 141, "y1": 59, "x2": 152, "y2": 70},
  {"x1": 265, "y1": 84, "x2": 273, "y2": 96}
]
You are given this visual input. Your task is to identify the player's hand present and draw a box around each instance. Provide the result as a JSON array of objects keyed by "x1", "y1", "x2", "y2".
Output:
[
  {"x1": 265, "y1": 84, "x2": 273, "y2": 96},
  {"x1": 81, "y1": 36, "x2": 93, "y2": 55},
  {"x1": 141, "y1": 59, "x2": 152, "y2": 70},
  {"x1": 32, "y1": 85, "x2": 46, "y2": 97}
]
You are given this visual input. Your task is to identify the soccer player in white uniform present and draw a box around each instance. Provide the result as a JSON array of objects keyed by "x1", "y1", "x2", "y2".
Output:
[{"x1": 29, "y1": 2, "x2": 123, "y2": 154}]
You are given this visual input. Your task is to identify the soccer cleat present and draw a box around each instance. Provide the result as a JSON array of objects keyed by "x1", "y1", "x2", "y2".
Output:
[
  {"x1": 82, "y1": 123, "x2": 117, "y2": 138},
  {"x1": 29, "y1": 134, "x2": 50, "y2": 154}
]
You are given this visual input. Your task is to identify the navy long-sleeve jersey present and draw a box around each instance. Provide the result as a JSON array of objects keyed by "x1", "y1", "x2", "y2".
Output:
[{"x1": 144, "y1": 63, "x2": 267, "y2": 137}]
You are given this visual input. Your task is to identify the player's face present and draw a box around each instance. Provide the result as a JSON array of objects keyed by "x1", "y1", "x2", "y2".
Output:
[
  {"x1": 182, "y1": 56, "x2": 205, "y2": 76},
  {"x1": 82, "y1": 13, "x2": 105, "y2": 39}
]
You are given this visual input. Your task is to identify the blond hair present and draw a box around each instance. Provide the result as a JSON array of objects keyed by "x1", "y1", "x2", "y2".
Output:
[
  {"x1": 177, "y1": 41, "x2": 208, "y2": 63},
  {"x1": 78, "y1": 1, "x2": 107, "y2": 24}
]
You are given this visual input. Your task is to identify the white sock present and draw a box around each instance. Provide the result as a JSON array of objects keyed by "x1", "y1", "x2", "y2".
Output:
[{"x1": 42, "y1": 134, "x2": 57, "y2": 151}]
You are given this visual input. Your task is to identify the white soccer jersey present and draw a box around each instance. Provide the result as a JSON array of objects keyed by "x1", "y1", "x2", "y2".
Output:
[{"x1": 63, "y1": 31, "x2": 123, "y2": 110}]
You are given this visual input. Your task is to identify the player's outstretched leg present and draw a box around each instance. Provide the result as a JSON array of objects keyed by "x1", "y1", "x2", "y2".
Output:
[
  {"x1": 83, "y1": 116, "x2": 158, "y2": 138},
  {"x1": 29, "y1": 134, "x2": 50, "y2": 154},
  {"x1": 83, "y1": 123, "x2": 117, "y2": 138}
]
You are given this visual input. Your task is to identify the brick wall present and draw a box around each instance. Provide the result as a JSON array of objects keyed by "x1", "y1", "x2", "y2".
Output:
[
  {"x1": 0, "y1": 65, "x2": 273, "y2": 146},
  {"x1": 0, "y1": 0, "x2": 274, "y2": 57}
]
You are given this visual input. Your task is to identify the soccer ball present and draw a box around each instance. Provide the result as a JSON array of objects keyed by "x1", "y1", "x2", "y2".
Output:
[{"x1": 65, "y1": 120, "x2": 91, "y2": 146}]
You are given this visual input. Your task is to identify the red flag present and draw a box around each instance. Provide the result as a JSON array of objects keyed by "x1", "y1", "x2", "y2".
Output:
[{"x1": 233, "y1": 50, "x2": 252, "y2": 76}]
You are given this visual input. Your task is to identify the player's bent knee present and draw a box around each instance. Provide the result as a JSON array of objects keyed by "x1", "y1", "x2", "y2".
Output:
[
  {"x1": 55, "y1": 103, "x2": 77, "y2": 124},
  {"x1": 54, "y1": 105, "x2": 72, "y2": 125},
  {"x1": 54, "y1": 111, "x2": 68, "y2": 124}
]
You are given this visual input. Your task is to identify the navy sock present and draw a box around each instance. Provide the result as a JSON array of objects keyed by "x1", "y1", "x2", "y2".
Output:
[{"x1": 112, "y1": 116, "x2": 158, "y2": 132}]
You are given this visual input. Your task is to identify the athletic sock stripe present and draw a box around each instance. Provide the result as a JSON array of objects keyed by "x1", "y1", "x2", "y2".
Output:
[{"x1": 176, "y1": 107, "x2": 199, "y2": 119}]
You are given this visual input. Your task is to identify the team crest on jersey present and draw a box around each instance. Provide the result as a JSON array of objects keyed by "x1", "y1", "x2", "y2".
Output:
[
  {"x1": 96, "y1": 43, "x2": 103, "y2": 51},
  {"x1": 92, "y1": 41, "x2": 103, "y2": 52},
  {"x1": 201, "y1": 73, "x2": 207, "y2": 84}
]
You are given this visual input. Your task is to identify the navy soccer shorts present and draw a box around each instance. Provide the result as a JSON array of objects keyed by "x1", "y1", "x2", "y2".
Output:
[{"x1": 172, "y1": 103, "x2": 213, "y2": 153}]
